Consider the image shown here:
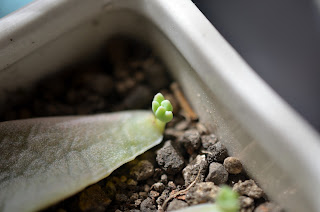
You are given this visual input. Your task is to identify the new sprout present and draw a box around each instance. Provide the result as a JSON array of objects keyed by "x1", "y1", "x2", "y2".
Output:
[
  {"x1": 152, "y1": 93, "x2": 173, "y2": 123},
  {"x1": 216, "y1": 186, "x2": 240, "y2": 212}
]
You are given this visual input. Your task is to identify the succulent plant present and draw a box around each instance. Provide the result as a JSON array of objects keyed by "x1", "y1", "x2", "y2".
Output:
[
  {"x1": 152, "y1": 92, "x2": 173, "y2": 124},
  {"x1": 216, "y1": 186, "x2": 240, "y2": 212}
]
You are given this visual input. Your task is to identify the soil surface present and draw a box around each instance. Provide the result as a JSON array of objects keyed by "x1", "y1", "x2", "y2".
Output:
[{"x1": 0, "y1": 38, "x2": 282, "y2": 212}]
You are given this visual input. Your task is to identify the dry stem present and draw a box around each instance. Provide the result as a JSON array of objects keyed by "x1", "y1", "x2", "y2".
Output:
[
  {"x1": 170, "y1": 82, "x2": 198, "y2": 121},
  {"x1": 161, "y1": 169, "x2": 201, "y2": 211}
]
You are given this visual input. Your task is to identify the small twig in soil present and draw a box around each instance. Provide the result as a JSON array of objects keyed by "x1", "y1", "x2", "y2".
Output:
[
  {"x1": 170, "y1": 82, "x2": 198, "y2": 121},
  {"x1": 161, "y1": 169, "x2": 201, "y2": 211},
  {"x1": 201, "y1": 150, "x2": 213, "y2": 155}
]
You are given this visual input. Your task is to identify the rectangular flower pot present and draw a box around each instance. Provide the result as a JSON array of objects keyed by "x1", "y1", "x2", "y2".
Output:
[{"x1": 1, "y1": 0, "x2": 320, "y2": 211}]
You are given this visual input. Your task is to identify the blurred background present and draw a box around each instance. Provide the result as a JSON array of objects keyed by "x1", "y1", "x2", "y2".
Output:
[
  {"x1": 192, "y1": 0, "x2": 320, "y2": 132},
  {"x1": 1, "y1": 0, "x2": 320, "y2": 131}
]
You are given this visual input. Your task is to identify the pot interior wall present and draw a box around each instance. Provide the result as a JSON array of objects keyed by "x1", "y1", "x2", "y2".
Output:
[{"x1": 0, "y1": 8, "x2": 313, "y2": 212}]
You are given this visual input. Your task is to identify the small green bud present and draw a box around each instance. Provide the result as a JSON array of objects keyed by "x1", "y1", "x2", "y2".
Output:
[
  {"x1": 152, "y1": 93, "x2": 173, "y2": 123},
  {"x1": 164, "y1": 111, "x2": 173, "y2": 123},
  {"x1": 161, "y1": 100, "x2": 173, "y2": 112},
  {"x1": 152, "y1": 101, "x2": 160, "y2": 114},
  {"x1": 155, "y1": 106, "x2": 166, "y2": 119},
  {"x1": 154, "y1": 93, "x2": 165, "y2": 104},
  {"x1": 216, "y1": 186, "x2": 239, "y2": 212}
]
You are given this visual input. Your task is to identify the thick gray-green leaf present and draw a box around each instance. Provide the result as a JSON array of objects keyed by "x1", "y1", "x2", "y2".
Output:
[{"x1": 0, "y1": 111, "x2": 163, "y2": 212}]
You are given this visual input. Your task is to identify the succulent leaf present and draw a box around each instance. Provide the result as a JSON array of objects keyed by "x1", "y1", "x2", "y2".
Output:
[
  {"x1": 155, "y1": 106, "x2": 166, "y2": 121},
  {"x1": 0, "y1": 111, "x2": 163, "y2": 212},
  {"x1": 165, "y1": 111, "x2": 173, "y2": 122},
  {"x1": 154, "y1": 93, "x2": 165, "y2": 104},
  {"x1": 152, "y1": 101, "x2": 160, "y2": 114},
  {"x1": 161, "y1": 100, "x2": 173, "y2": 112}
]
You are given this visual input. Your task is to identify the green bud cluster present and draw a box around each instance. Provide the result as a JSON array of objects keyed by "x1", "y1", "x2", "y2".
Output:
[
  {"x1": 216, "y1": 186, "x2": 239, "y2": 212},
  {"x1": 152, "y1": 93, "x2": 173, "y2": 123}
]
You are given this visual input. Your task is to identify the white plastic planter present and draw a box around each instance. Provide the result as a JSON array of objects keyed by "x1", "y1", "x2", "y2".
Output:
[{"x1": 1, "y1": 0, "x2": 320, "y2": 211}]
